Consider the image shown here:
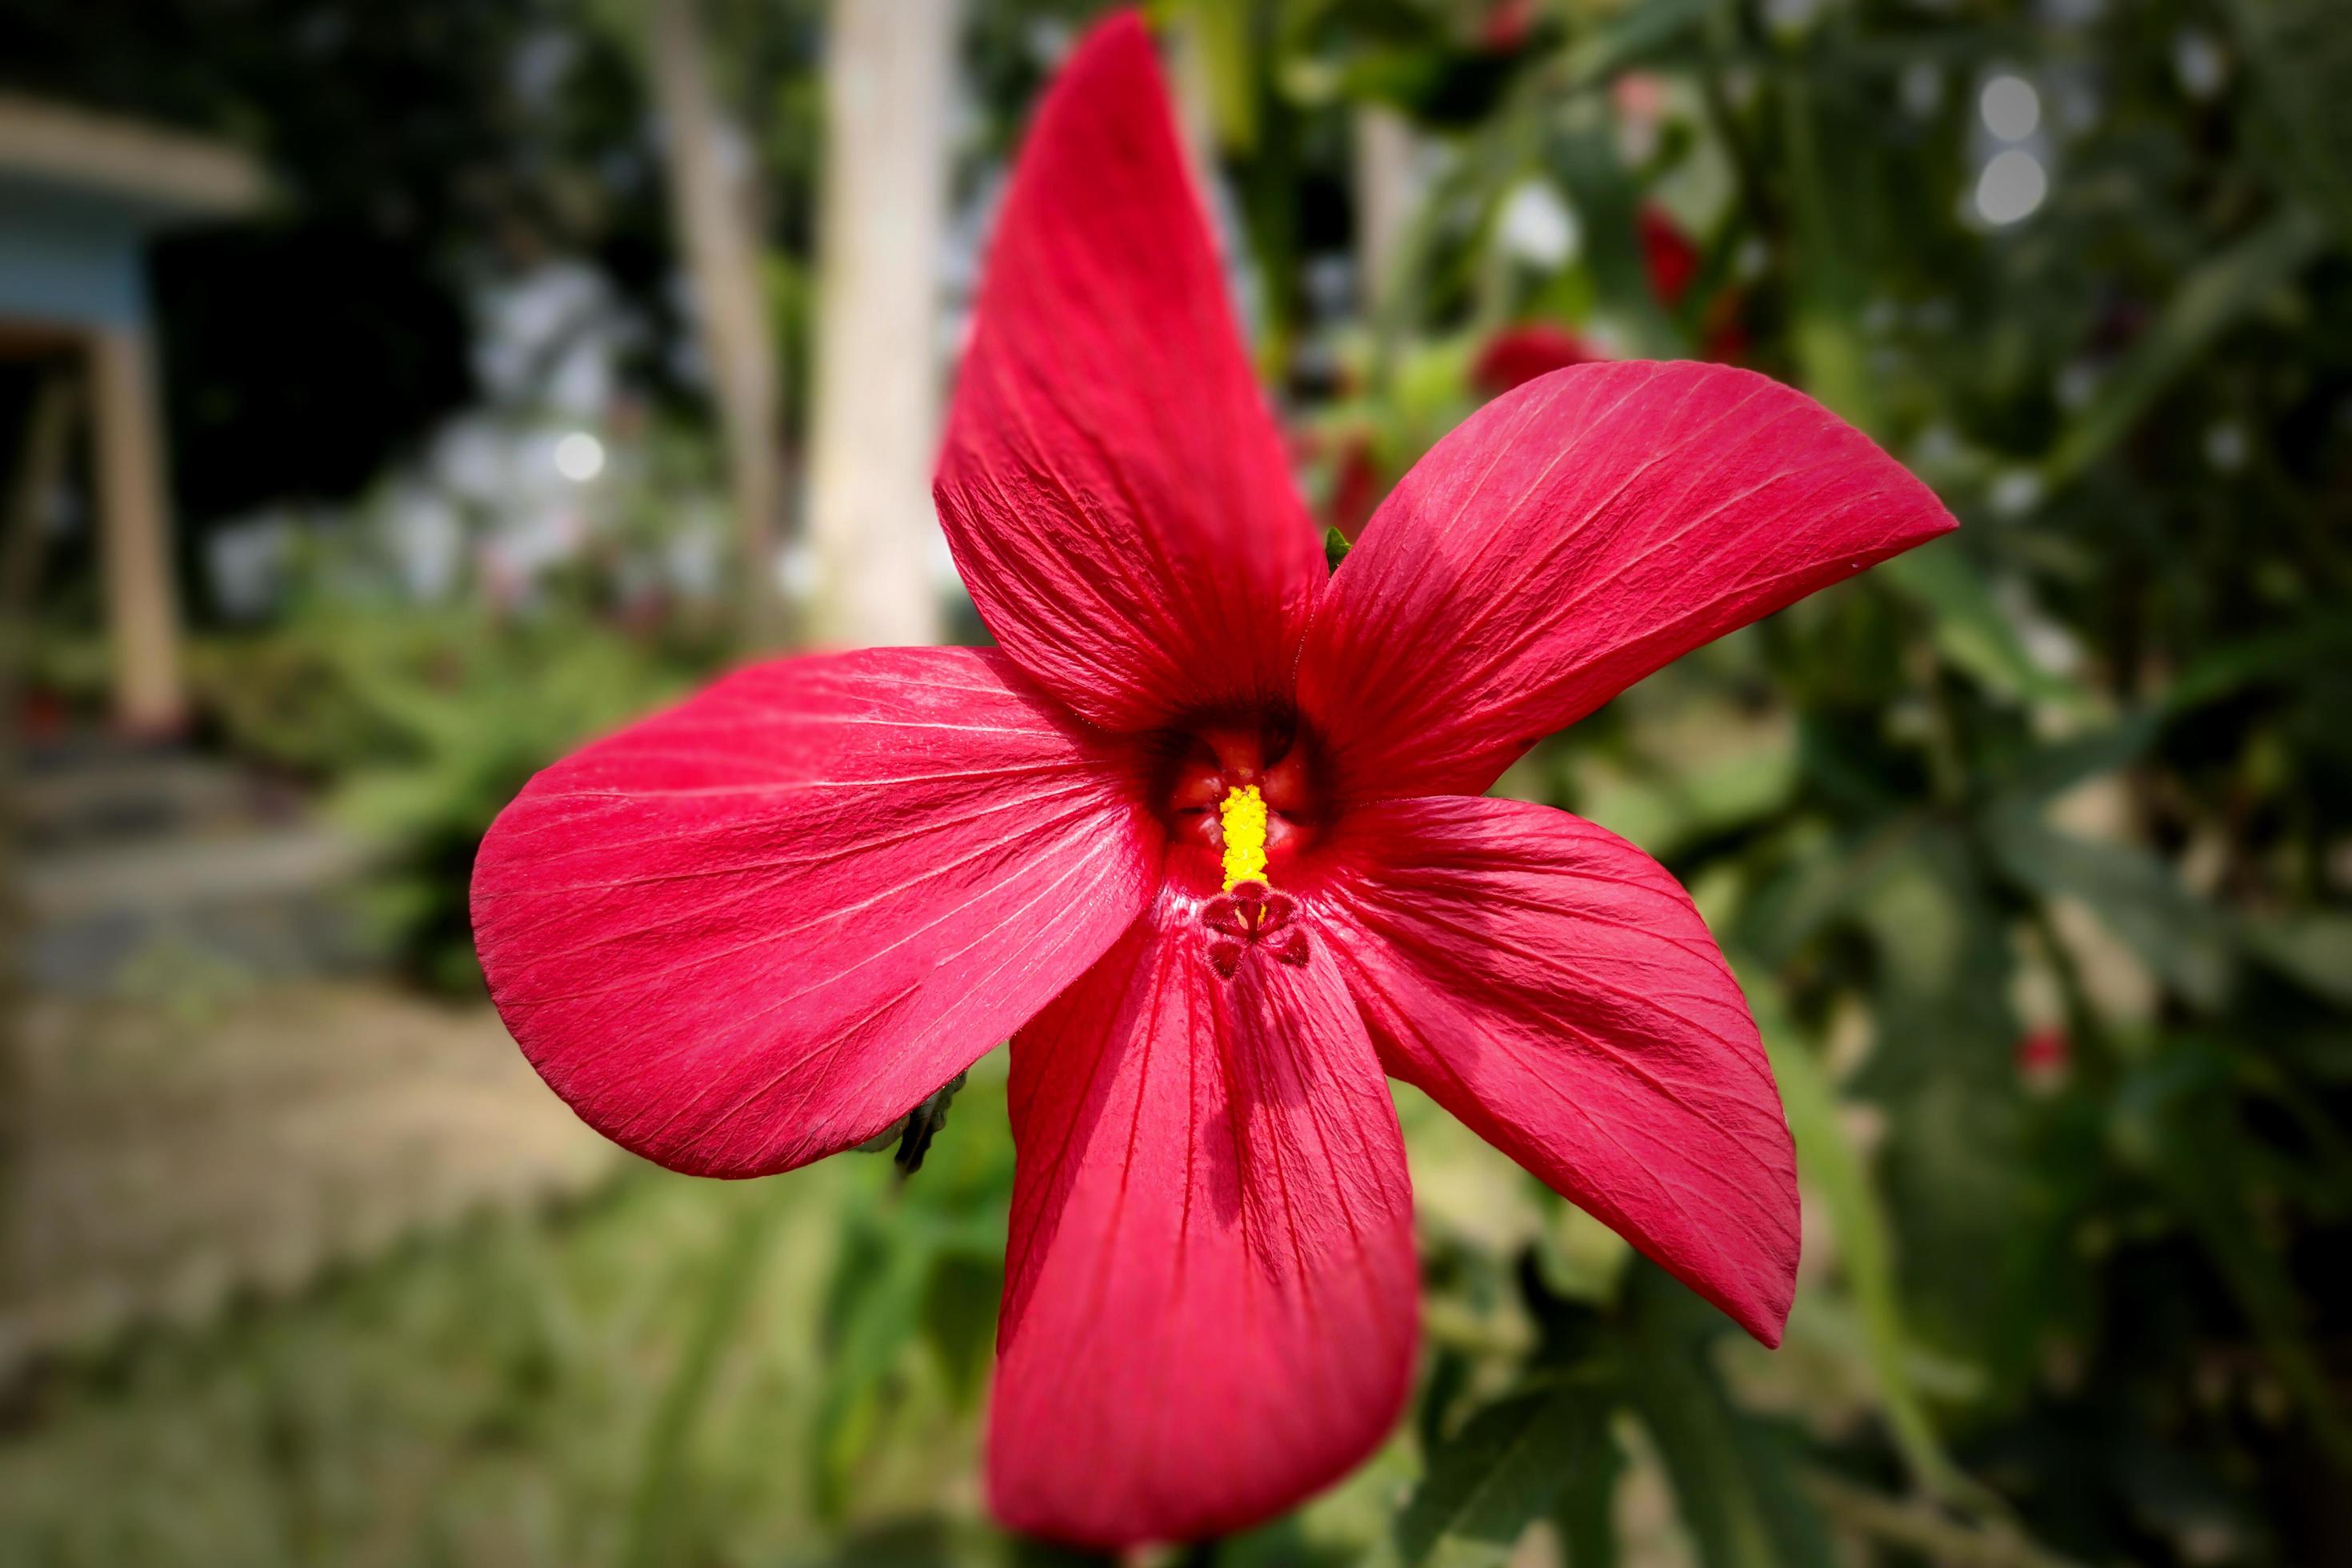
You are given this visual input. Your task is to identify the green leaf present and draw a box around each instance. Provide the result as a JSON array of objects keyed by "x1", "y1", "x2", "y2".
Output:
[
  {"x1": 1550, "y1": 1421, "x2": 1624, "y2": 1568},
  {"x1": 1993, "y1": 716, "x2": 2165, "y2": 804},
  {"x1": 918, "y1": 1251, "x2": 1002, "y2": 1411},
  {"x1": 1986, "y1": 614, "x2": 2352, "y2": 802},
  {"x1": 622, "y1": 1185, "x2": 791, "y2": 1568},
  {"x1": 1175, "y1": 0, "x2": 1258, "y2": 152},
  {"x1": 1983, "y1": 807, "x2": 2238, "y2": 1010},
  {"x1": 1397, "y1": 1383, "x2": 1614, "y2": 1568},
  {"x1": 1878, "y1": 543, "x2": 2093, "y2": 714},
  {"x1": 2242, "y1": 913, "x2": 2352, "y2": 1006},
  {"x1": 1576, "y1": 726, "x2": 1798, "y2": 861},
  {"x1": 2225, "y1": 0, "x2": 2352, "y2": 242},
  {"x1": 1741, "y1": 972, "x2": 1981, "y2": 1508},
  {"x1": 2041, "y1": 208, "x2": 2326, "y2": 494},
  {"x1": 2163, "y1": 614, "x2": 2352, "y2": 711},
  {"x1": 2116, "y1": 1045, "x2": 2352, "y2": 1467},
  {"x1": 812, "y1": 1206, "x2": 938, "y2": 1518},
  {"x1": 1552, "y1": 0, "x2": 1724, "y2": 93},
  {"x1": 1777, "y1": 70, "x2": 1879, "y2": 434},
  {"x1": 1622, "y1": 1271, "x2": 1834, "y2": 1568},
  {"x1": 1325, "y1": 525, "x2": 1354, "y2": 572},
  {"x1": 1553, "y1": 117, "x2": 1687, "y2": 360}
]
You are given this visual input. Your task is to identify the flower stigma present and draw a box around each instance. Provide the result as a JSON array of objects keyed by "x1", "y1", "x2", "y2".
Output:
[
  {"x1": 1219, "y1": 785, "x2": 1269, "y2": 891},
  {"x1": 1202, "y1": 879, "x2": 1308, "y2": 978}
]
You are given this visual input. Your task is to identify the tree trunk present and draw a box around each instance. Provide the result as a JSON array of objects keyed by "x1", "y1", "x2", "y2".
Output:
[
  {"x1": 0, "y1": 367, "x2": 79, "y2": 1290},
  {"x1": 804, "y1": 0, "x2": 960, "y2": 648},
  {"x1": 1352, "y1": 103, "x2": 1420, "y2": 317},
  {"x1": 649, "y1": 0, "x2": 786, "y2": 647},
  {"x1": 89, "y1": 324, "x2": 185, "y2": 734}
]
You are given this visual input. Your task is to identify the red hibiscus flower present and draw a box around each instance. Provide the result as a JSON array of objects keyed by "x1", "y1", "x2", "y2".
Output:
[{"x1": 471, "y1": 12, "x2": 1954, "y2": 1550}]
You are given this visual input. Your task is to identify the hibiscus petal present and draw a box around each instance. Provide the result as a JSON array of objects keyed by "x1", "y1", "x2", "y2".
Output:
[
  {"x1": 1314, "y1": 794, "x2": 1798, "y2": 1345},
  {"x1": 471, "y1": 647, "x2": 1158, "y2": 1178},
  {"x1": 1296, "y1": 362, "x2": 1956, "y2": 798},
  {"x1": 934, "y1": 12, "x2": 1325, "y2": 732},
  {"x1": 990, "y1": 893, "x2": 1418, "y2": 1547}
]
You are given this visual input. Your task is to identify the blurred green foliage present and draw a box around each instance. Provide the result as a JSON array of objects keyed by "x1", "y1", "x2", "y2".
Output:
[
  {"x1": 1266, "y1": 0, "x2": 2352, "y2": 1559},
  {"x1": 193, "y1": 568, "x2": 722, "y2": 990},
  {"x1": 6, "y1": 0, "x2": 2351, "y2": 1564}
]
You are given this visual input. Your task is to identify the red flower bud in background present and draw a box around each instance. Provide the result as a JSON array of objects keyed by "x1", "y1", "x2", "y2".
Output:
[
  {"x1": 1640, "y1": 202, "x2": 1702, "y2": 306},
  {"x1": 2018, "y1": 1027, "x2": 2072, "y2": 1090},
  {"x1": 1482, "y1": 0, "x2": 1538, "y2": 52},
  {"x1": 1472, "y1": 322, "x2": 1612, "y2": 398}
]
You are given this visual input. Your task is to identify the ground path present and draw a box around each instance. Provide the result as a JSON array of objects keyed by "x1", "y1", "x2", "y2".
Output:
[{"x1": 1, "y1": 982, "x2": 614, "y2": 1376}]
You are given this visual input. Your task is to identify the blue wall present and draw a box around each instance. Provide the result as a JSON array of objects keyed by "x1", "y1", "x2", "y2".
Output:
[{"x1": 0, "y1": 176, "x2": 156, "y2": 328}]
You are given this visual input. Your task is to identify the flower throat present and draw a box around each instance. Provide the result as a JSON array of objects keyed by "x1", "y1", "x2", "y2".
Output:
[{"x1": 1158, "y1": 717, "x2": 1322, "y2": 977}]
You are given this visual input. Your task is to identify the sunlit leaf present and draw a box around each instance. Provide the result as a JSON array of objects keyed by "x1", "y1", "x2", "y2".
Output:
[
  {"x1": 1741, "y1": 972, "x2": 1982, "y2": 1508},
  {"x1": 2242, "y1": 914, "x2": 2352, "y2": 1007},
  {"x1": 1984, "y1": 808, "x2": 2237, "y2": 1010},
  {"x1": 624, "y1": 1184, "x2": 791, "y2": 1568},
  {"x1": 1878, "y1": 543, "x2": 2093, "y2": 714},
  {"x1": 1176, "y1": 0, "x2": 1258, "y2": 151}
]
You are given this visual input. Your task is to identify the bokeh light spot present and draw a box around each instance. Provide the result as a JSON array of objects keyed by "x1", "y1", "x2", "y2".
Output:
[
  {"x1": 1975, "y1": 150, "x2": 2048, "y2": 226},
  {"x1": 1979, "y1": 74, "x2": 2041, "y2": 142},
  {"x1": 553, "y1": 431, "x2": 606, "y2": 483}
]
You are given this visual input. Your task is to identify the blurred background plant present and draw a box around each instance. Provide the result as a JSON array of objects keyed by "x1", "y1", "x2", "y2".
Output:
[{"x1": 1, "y1": 0, "x2": 2347, "y2": 1564}]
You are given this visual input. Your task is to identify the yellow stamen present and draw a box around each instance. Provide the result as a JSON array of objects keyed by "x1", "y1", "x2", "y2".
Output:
[{"x1": 1219, "y1": 784, "x2": 1269, "y2": 891}]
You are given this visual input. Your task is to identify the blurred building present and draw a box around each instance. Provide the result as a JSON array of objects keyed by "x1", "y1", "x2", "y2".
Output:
[
  {"x1": 0, "y1": 94, "x2": 264, "y2": 730},
  {"x1": 0, "y1": 98, "x2": 617, "y2": 1378}
]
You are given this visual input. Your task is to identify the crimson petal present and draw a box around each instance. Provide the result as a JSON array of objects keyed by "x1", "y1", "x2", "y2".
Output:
[
  {"x1": 1316, "y1": 794, "x2": 1798, "y2": 1345},
  {"x1": 1297, "y1": 361, "x2": 1956, "y2": 798},
  {"x1": 990, "y1": 893, "x2": 1418, "y2": 1547},
  {"x1": 935, "y1": 12, "x2": 1326, "y2": 732},
  {"x1": 471, "y1": 648, "x2": 1158, "y2": 1178}
]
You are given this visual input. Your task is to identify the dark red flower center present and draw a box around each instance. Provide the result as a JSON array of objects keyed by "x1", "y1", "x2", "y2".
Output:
[
  {"x1": 1156, "y1": 714, "x2": 1329, "y2": 974},
  {"x1": 1159, "y1": 714, "x2": 1321, "y2": 877}
]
